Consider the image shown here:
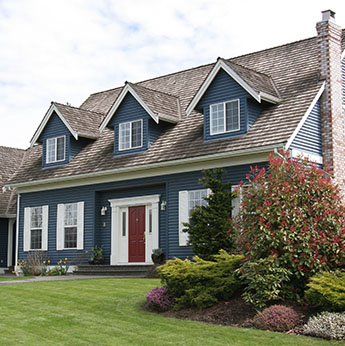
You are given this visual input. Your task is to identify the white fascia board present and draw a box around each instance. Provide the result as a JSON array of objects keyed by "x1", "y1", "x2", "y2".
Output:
[
  {"x1": 285, "y1": 82, "x2": 325, "y2": 151},
  {"x1": 7, "y1": 143, "x2": 283, "y2": 193},
  {"x1": 157, "y1": 113, "x2": 179, "y2": 124},
  {"x1": 186, "y1": 60, "x2": 261, "y2": 116},
  {"x1": 30, "y1": 104, "x2": 78, "y2": 148},
  {"x1": 260, "y1": 92, "x2": 281, "y2": 104},
  {"x1": 99, "y1": 84, "x2": 159, "y2": 132},
  {"x1": 291, "y1": 149, "x2": 323, "y2": 164}
]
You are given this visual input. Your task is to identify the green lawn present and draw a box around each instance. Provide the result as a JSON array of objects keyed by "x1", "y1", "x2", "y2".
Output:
[{"x1": 0, "y1": 278, "x2": 341, "y2": 345}]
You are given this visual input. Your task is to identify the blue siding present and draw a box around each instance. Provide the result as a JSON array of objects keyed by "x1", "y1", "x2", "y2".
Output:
[
  {"x1": 70, "y1": 137, "x2": 92, "y2": 159},
  {"x1": 0, "y1": 218, "x2": 8, "y2": 267},
  {"x1": 18, "y1": 162, "x2": 266, "y2": 264},
  {"x1": 196, "y1": 69, "x2": 260, "y2": 141},
  {"x1": 149, "y1": 119, "x2": 172, "y2": 145},
  {"x1": 290, "y1": 100, "x2": 322, "y2": 156},
  {"x1": 341, "y1": 58, "x2": 345, "y2": 105},
  {"x1": 247, "y1": 99, "x2": 264, "y2": 129},
  {"x1": 39, "y1": 112, "x2": 71, "y2": 168}
]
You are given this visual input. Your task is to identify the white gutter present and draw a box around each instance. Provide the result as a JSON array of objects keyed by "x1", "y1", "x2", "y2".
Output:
[{"x1": 5, "y1": 143, "x2": 283, "y2": 191}]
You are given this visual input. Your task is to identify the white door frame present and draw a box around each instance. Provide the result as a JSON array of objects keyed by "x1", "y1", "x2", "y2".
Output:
[
  {"x1": 109, "y1": 194, "x2": 160, "y2": 265},
  {"x1": 7, "y1": 218, "x2": 15, "y2": 267}
]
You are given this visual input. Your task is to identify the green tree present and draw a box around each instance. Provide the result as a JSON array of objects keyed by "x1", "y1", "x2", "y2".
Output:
[{"x1": 183, "y1": 169, "x2": 238, "y2": 260}]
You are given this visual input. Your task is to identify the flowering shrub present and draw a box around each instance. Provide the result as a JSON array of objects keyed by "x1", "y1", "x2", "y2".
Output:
[
  {"x1": 301, "y1": 312, "x2": 345, "y2": 340},
  {"x1": 253, "y1": 305, "x2": 300, "y2": 332},
  {"x1": 158, "y1": 250, "x2": 243, "y2": 309},
  {"x1": 236, "y1": 151, "x2": 345, "y2": 299},
  {"x1": 146, "y1": 286, "x2": 175, "y2": 311},
  {"x1": 305, "y1": 271, "x2": 345, "y2": 311}
]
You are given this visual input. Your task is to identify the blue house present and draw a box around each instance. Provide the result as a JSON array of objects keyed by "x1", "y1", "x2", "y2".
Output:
[{"x1": 5, "y1": 10, "x2": 345, "y2": 270}]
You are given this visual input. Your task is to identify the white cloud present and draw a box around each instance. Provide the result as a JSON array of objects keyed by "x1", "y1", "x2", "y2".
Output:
[{"x1": 0, "y1": 0, "x2": 344, "y2": 148}]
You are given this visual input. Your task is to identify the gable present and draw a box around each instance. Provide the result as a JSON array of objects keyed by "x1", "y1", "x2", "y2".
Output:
[
  {"x1": 37, "y1": 111, "x2": 71, "y2": 142},
  {"x1": 290, "y1": 100, "x2": 322, "y2": 157}
]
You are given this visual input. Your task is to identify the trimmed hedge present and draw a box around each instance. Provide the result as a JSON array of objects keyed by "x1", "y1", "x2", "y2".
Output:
[
  {"x1": 305, "y1": 271, "x2": 345, "y2": 312},
  {"x1": 157, "y1": 250, "x2": 243, "y2": 309}
]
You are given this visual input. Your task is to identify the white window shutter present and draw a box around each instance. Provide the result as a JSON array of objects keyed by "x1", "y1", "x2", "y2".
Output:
[
  {"x1": 23, "y1": 207, "x2": 31, "y2": 252},
  {"x1": 77, "y1": 201, "x2": 84, "y2": 250},
  {"x1": 56, "y1": 204, "x2": 64, "y2": 250},
  {"x1": 178, "y1": 191, "x2": 189, "y2": 246},
  {"x1": 231, "y1": 186, "x2": 241, "y2": 218},
  {"x1": 41, "y1": 205, "x2": 49, "y2": 251}
]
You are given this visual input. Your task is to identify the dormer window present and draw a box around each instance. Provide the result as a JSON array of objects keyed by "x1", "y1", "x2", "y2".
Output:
[
  {"x1": 46, "y1": 136, "x2": 65, "y2": 164},
  {"x1": 119, "y1": 120, "x2": 143, "y2": 151},
  {"x1": 210, "y1": 100, "x2": 240, "y2": 135}
]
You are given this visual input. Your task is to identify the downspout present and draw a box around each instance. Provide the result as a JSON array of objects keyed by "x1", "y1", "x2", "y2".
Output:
[{"x1": 15, "y1": 193, "x2": 20, "y2": 271}]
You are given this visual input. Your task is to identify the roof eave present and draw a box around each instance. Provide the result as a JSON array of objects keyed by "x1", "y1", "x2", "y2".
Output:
[
  {"x1": 260, "y1": 92, "x2": 282, "y2": 104},
  {"x1": 5, "y1": 143, "x2": 285, "y2": 191}
]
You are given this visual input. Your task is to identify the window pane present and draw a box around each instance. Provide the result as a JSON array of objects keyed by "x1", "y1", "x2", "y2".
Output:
[
  {"x1": 131, "y1": 120, "x2": 142, "y2": 148},
  {"x1": 56, "y1": 137, "x2": 65, "y2": 161},
  {"x1": 211, "y1": 103, "x2": 225, "y2": 134},
  {"x1": 47, "y1": 138, "x2": 56, "y2": 163},
  {"x1": 188, "y1": 189, "x2": 208, "y2": 217},
  {"x1": 31, "y1": 229, "x2": 42, "y2": 249},
  {"x1": 31, "y1": 207, "x2": 43, "y2": 228},
  {"x1": 226, "y1": 101, "x2": 239, "y2": 131},
  {"x1": 64, "y1": 203, "x2": 77, "y2": 226},
  {"x1": 119, "y1": 123, "x2": 130, "y2": 150},
  {"x1": 64, "y1": 226, "x2": 77, "y2": 248}
]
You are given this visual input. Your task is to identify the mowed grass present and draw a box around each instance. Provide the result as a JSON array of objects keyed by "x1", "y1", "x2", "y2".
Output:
[{"x1": 0, "y1": 278, "x2": 341, "y2": 346}]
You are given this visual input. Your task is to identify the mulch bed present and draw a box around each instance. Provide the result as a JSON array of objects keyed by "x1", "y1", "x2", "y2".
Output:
[{"x1": 148, "y1": 295, "x2": 319, "y2": 331}]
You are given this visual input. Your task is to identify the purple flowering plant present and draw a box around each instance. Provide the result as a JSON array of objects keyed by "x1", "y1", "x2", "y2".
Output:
[{"x1": 146, "y1": 286, "x2": 175, "y2": 311}]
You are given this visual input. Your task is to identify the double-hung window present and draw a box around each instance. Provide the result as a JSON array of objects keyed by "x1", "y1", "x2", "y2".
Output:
[
  {"x1": 46, "y1": 136, "x2": 65, "y2": 163},
  {"x1": 119, "y1": 120, "x2": 142, "y2": 151},
  {"x1": 210, "y1": 100, "x2": 240, "y2": 135},
  {"x1": 178, "y1": 189, "x2": 210, "y2": 246},
  {"x1": 23, "y1": 205, "x2": 49, "y2": 251},
  {"x1": 64, "y1": 203, "x2": 78, "y2": 248},
  {"x1": 57, "y1": 202, "x2": 84, "y2": 250},
  {"x1": 30, "y1": 207, "x2": 43, "y2": 249}
]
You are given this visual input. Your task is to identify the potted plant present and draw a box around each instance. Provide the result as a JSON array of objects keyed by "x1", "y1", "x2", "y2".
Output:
[
  {"x1": 151, "y1": 248, "x2": 165, "y2": 265},
  {"x1": 88, "y1": 245, "x2": 105, "y2": 265}
]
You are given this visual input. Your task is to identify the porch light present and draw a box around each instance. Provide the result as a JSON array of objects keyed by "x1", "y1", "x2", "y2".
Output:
[
  {"x1": 160, "y1": 200, "x2": 166, "y2": 211},
  {"x1": 101, "y1": 206, "x2": 108, "y2": 216}
]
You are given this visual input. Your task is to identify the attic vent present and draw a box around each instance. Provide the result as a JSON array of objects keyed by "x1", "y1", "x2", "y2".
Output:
[{"x1": 66, "y1": 102, "x2": 71, "y2": 106}]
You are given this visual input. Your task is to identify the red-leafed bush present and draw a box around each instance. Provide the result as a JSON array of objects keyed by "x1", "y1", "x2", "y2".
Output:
[
  {"x1": 236, "y1": 151, "x2": 345, "y2": 301},
  {"x1": 253, "y1": 305, "x2": 301, "y2": 332},
  {"x1": 146, "y1": 286, "x2": 175, "y2": 311}
]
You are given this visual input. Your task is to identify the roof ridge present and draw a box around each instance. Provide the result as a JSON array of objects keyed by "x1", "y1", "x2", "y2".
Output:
[{"x1": 52, "y1": 101, "x2": 105, "y2": 116}]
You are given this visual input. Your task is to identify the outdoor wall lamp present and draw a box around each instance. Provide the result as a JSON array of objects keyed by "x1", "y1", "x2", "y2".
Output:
[
  {"x1": 101, "y1": 206, "x2": 108, "y2": 216},
  {"x1": 160, "y1": 200, "x2": 166, "y2": 211}
]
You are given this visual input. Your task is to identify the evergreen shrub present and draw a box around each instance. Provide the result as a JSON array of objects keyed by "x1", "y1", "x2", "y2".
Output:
[
  {"x1": 157, "y1": 250, "x2": 243, "y2": 309},
  {"x1": 305, "y1": 271, "x2": 345, "y2": 311}
]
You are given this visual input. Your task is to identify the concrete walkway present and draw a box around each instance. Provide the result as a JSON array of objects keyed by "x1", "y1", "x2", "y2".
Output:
[{"x1": 0, "y1": 275, "x2": 120, "y2": 285}]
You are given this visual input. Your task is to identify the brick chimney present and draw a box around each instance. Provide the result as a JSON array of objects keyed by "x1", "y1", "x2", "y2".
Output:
[{"x1": 316, "y1": 10, "x2": 345, "y2": 189}]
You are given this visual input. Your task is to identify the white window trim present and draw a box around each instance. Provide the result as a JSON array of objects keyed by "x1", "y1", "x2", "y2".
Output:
[
  {"x1": 23, "y1": 205, "x2": 49, "y2": 252},
  {"x1": 56, "y1": 202, "x2": 84, "y2": 250},
  {"x1": 179, "y1": 188, "x2": 211, "y2": 246},
  {"x1": 46, "y1": 135, "x2": 66, "y2": 164},
  {"x1": 210, "y1": 99, "x2": 240, "y2": 136},
  {"x1": 118, "y1": 119, "x2": 143, "y2": 151}
]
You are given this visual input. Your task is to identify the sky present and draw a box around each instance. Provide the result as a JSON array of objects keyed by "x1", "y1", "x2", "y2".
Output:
[{"x1": 0, "y1": 0, "x2": 345, "y2": 149}]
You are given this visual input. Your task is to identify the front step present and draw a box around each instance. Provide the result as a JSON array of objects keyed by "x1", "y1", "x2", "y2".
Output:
[{"x1": 73, "y1": 264, "x2": 158, "y2": 278}]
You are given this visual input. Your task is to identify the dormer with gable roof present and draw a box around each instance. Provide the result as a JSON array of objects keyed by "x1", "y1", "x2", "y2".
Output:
[
  {"x1": 187, "y1": 58, "x2": 281, "y2": 142},
  {"x1": 30, "y1": 102, "x2": 103, "y2": 168},
  {"x1": 99, "y1": 81, "x2": 180, "y2": 156}
]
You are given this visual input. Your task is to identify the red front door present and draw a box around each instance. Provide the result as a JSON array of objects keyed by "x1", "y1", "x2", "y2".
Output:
[{"x1": 128, "y1": 206, "x2": 146, "y2": 262}]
